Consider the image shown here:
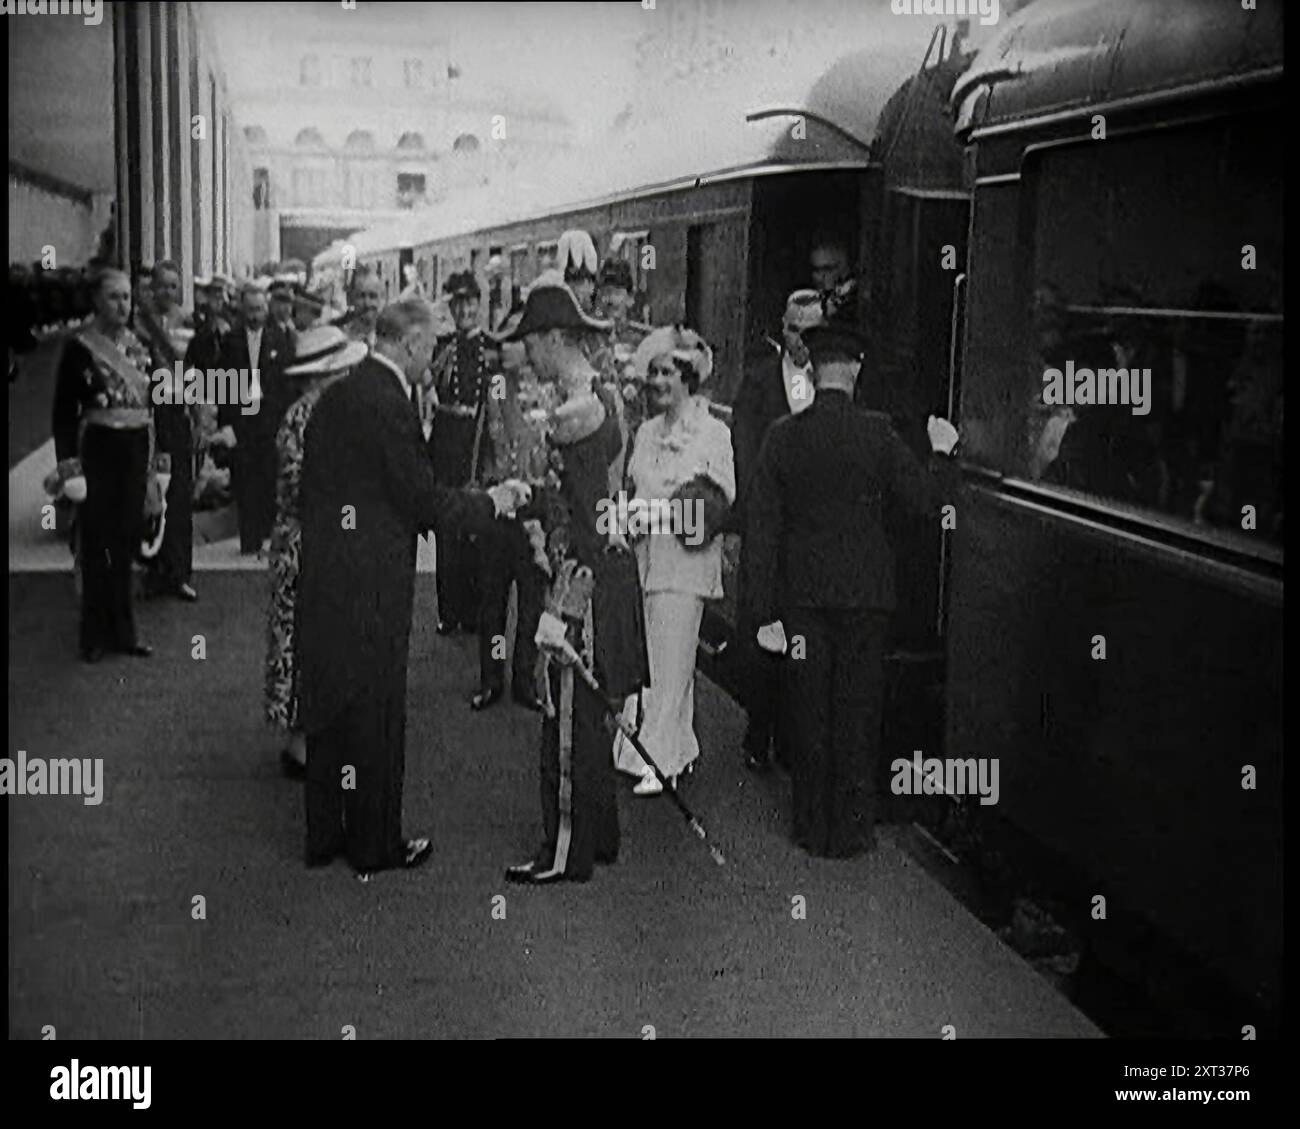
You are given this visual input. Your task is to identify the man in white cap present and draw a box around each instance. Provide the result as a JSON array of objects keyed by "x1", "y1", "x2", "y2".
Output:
[{"x1": 731, "y1": 288, "x2": 824, "y2": 772}]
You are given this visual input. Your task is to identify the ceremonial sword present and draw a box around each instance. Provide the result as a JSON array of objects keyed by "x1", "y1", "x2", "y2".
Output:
[{"x1": 553, "y1": 638, "x2": 727, "y2": 868}]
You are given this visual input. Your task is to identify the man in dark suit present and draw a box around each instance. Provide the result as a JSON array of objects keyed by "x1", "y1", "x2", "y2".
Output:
[
  {"x1": 295, "y1": 297, "x2": 529, "y2": 879},
  {"x1": 216, "y1": 282, "x2": 295, "y2": 553},
  {"x1": 745, "y1": 323, "x2": 960, "y2": 858},
  {"x1": 731, "y1": 289, "x2": 823, "y2": 772}
]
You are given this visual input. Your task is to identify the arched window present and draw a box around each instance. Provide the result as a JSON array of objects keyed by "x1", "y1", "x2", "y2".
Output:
[
  {"x1": 295, "y1": 128, "x2": 326, "y2": 148},
  {"x1": 396, "y1": 131, "x2": 425, "y2": 152},
  {"x1": 243, "y1": 125, "x2": 268, "y2": 146},
  {"x1": 345, "y1": 130, "x2": 376, "y2": 151},
  {"x1": 452, "y1": 133, "x2": 480, "y2": 154}
]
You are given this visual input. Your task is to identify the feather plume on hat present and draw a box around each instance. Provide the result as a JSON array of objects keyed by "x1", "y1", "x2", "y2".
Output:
[{"x1": 557, "y1": 230, "x2": 598, "y2": 280}]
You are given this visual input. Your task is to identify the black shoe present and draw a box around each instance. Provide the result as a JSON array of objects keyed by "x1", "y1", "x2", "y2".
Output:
[
  {"x1": 505, "y1": 859, "x2": 567, "y2": 884},
  {"x1": 436, "y1": 620, "x2": 458, "y2": 636},
  {"x1": 470, "y1": 686, "x2": 502, "y2": 712},
  {"x1": 744, "y1": 749, "x2": 772, "y2": 774},
  {"x1": 594, "y1": 851, "x2": 618, "y2": 866},
  {"x1": 402, "y1": 837, "x2": 433, "y2": 868},
  {"x1": 306, "y1": 847, "x2": 340, "y2": 868},
  {"x1": 511, "y1": 688, "x2": 543, "y2": 712},
  {"x1": 122, "y1": 642, "x2": 153, "y2": 657},
  {"x1": 175, "y1": 583, "x2": 198, "y2": 603},
  {"x1": 80, "y1": 645, "x2": 105, "y2": 664},
  {"x1": 280, "y1": 750, "x2": 307, "y2": 779}
]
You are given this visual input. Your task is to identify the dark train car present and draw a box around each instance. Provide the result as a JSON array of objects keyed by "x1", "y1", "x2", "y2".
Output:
[{"x1": 949, "y1": 0, "x2": 1283, "y2": 1022}]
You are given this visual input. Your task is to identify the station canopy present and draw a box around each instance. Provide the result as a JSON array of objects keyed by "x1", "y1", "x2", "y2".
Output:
[{"x1": 339, "y1": 43, "x2": 931, "y2": 258}]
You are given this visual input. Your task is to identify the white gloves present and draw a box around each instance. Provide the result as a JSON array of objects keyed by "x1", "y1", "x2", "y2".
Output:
[
  {"x1": 210, "y1": 425, "x2": 237, "y2": 450},
  {"x1": 756, "y1": 621, "x2": 788, "y2": 655},
  {"x1": 487, "y1": 478, "x2": 532, "y2": 519},
  {"x1": 927, "y1": 415, "x2": 959, "y2": 455}
]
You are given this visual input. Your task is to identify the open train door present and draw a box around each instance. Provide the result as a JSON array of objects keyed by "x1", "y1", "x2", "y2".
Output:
[{"x1": 863, "y1": 27, "x2": 973, "y2": 765}]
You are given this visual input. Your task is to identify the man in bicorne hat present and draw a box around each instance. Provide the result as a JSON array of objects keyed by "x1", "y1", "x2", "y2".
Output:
[
  {"x1": 745, "y1": 322, "x2": 959, "y2": 858},
  {"x1": 427, "y1": 269, "x2": 495, "y2": 635},
  {"x1": 499, "y1": 279, "x2": 649, "y2": 885}
]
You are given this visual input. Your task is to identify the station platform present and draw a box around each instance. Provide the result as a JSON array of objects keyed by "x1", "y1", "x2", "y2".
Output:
[{"x1": 7, "y1": 563, "x2": 1100, "y2": 1039}]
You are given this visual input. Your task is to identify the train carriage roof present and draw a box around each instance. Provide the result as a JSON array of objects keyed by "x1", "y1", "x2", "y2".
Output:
[
  {"x1": 328, "y1": 43, "x2": 958, "y2": 263},
  {"x1": 953, "y1": 0, "x2": 1284, "y2": 136}
]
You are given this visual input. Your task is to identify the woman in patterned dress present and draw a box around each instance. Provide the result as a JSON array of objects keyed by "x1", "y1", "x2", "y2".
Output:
[{"x1": 265, "y1": 326, "x2": 368, "y2": 777}]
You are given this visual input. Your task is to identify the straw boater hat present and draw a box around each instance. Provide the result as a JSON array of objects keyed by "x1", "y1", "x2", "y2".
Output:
[
  {"x1": 283, "y1": 325, "x2": 367, "y2": 377},
  {"x1": 783, "y1": 288, "x2": 826, "y2": 333},
  {"x1": 494, "y1": 276, "x2": 611, "y2": 342}
]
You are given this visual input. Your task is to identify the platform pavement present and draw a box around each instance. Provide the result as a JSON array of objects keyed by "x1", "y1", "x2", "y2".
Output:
[{"x1": 7, "y1": 567, "x2": 1102, "y2": 1039}]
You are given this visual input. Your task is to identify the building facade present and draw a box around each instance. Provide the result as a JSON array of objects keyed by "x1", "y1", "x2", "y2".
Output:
[{"x1": 209, "y1": 4, "x2": 574, "y2": 268}]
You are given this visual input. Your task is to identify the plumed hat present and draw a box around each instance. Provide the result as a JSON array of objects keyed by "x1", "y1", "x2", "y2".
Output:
[
  {"x1": 557, "y1": 230, "x2": 598, "y2": 282},
  {"x1": 494, "y1": 277, "x2": 611, "y2": 342}
]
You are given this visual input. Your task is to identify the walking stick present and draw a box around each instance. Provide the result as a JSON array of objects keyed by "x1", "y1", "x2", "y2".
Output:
[{"x1": 555, "y1": 639, "x2": 726, "y2": 867}]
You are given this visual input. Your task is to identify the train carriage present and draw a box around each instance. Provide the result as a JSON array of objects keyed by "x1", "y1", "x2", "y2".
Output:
[
  {"x1": 949, "y1": 0, "x2": 1283, "y2": 1026},
  {"x1": 318, "y1": 0, "x2": 1283, "y2": 1031}
]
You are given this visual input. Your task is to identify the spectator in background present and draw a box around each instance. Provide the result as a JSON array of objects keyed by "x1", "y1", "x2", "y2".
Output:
[
  {"x1": 557, "y1": 229, "x2": 600, "y2": 315},
  {"x1": 810, "y1": 233, "x2": 858, "y2": 326},
  {"x1": 137, "y1": 260, "x2": 200, "y2": 602},
  {"x1": 217, "y1": 281, "x2": 295, "y2": 554},
  {"x1": 731, "y1": 289, "x2": 824, "y2": 773}
]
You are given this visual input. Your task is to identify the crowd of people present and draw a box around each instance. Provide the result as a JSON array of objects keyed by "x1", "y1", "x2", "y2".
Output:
[{"x1": 41, "y1": 225, "x2": 961, "y2": 883}]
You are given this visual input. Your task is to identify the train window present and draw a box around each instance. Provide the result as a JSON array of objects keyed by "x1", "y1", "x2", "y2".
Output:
[
  {"x1": 509, "y1": 245, "x2": 529, "y2": 305},
  {"x1": 1021, "y1": 114, "x2": 1282, "y2": 550}
]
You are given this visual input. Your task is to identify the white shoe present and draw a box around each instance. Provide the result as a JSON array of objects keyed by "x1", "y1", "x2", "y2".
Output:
[{"x1": 633, "y1": 770, "x2": 663, "y2": 796}]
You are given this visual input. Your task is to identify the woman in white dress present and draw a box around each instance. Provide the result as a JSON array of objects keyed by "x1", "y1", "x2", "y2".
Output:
[{"x1": 614, "y1": 327, "x2": 735, "y2": 795}]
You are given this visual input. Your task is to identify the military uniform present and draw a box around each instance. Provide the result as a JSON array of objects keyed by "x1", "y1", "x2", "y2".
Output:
[
  {"x1": 427, "y1": 327, "x2": 493, "y2": 630},
  {"x1": 52, "y1": 324, "x2": 156, "y2": 658},
  {"x1": 513, "y1": 385, "x2": 648, "y2": 881}
]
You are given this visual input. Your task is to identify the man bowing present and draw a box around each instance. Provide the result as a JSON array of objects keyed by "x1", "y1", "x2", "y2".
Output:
[{"x1": 296, "y1": 297, "x2": 528, "y2": 880}]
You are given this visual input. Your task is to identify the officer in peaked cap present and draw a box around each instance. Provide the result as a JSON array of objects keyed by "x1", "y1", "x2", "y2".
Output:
[{"x1": 427, "y1": 268, "x2": 496, "y2": 634}]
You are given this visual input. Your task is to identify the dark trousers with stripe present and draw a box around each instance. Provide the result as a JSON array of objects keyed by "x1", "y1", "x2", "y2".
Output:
[
  {"x1": 535, "y1": 670, "x2": 620, "y2": 880},
  {"x1": 305, "y1": 685, "x2": 407, "y2": 872},
  {"x1": 78, "y1": 425, "x2": 148, "y2": 653},
  {"x1": 782, "y1": 607, "x2": 888, "y2": 858}
]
